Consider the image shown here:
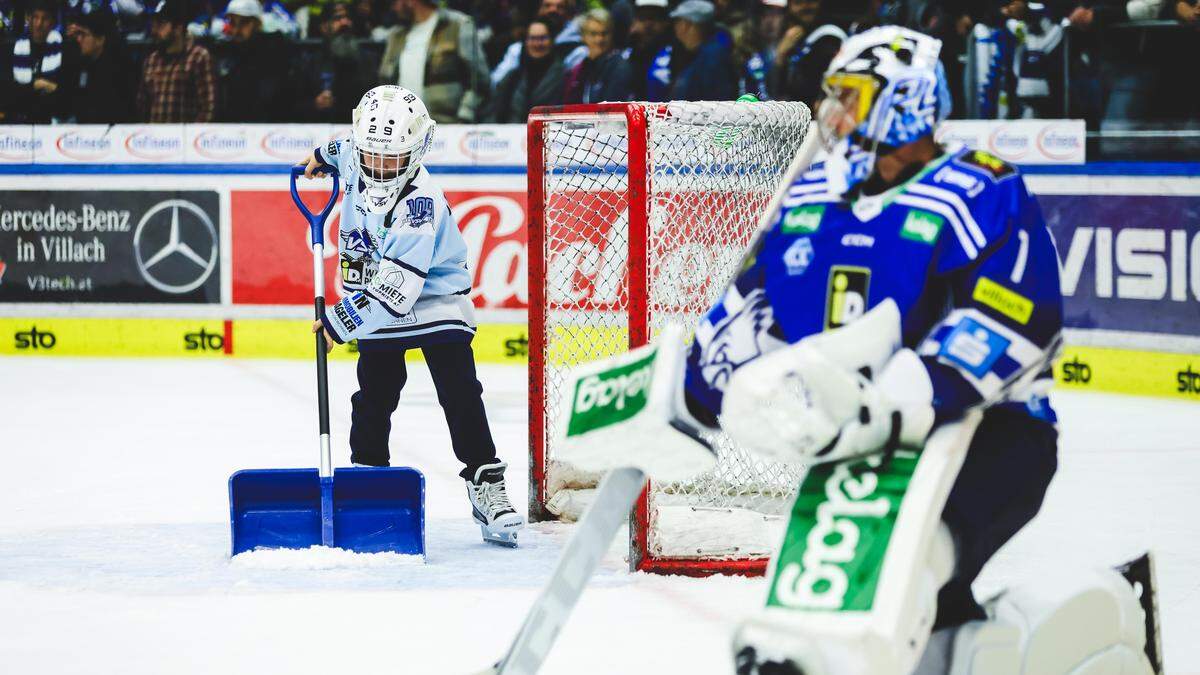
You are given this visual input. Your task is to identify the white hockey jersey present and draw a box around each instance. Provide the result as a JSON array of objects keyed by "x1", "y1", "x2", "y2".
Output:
[{"x1": 314, "y1": 136, "x2": 476, "y2": 349}]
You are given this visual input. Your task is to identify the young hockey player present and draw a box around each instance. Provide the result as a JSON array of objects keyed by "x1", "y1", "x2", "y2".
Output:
[
  {"x1": 302, "y1": 85, "x2": 525, "y2": 547},
  {"x1": 670, "y1": 27, "x2": 1158, "y2": 675}
]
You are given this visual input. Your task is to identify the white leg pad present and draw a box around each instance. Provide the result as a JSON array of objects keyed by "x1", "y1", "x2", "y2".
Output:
[
  {"x1": 949, "y1": 568, "x2": 1153, "y2": 675},
  {"x1": 735, "y1": 523, "x2": 957, "y2": 675}
]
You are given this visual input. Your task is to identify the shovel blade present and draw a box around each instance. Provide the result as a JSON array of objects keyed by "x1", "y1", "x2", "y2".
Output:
[
  {"x1": 332, "y1": 466, "x2": 425, "y2": 555},
  {"x1": 229, "y1": 467, "x2": 425, "y2": 557}
]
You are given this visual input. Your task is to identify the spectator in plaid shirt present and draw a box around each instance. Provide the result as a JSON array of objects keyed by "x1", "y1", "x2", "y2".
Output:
[{"x1": 137, "y1": 0, "x2": 214, "y2": 122}]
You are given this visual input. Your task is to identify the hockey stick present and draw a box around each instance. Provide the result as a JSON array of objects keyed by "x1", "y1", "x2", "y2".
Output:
[
  {"x1": 485, "y1": 119, "x2": 824, "y2": 675},
  {"x1": 488, "y1": 467, "x2": 646, "y2": 675}
]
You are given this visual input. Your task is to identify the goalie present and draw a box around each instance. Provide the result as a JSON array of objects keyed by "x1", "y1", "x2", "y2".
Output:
[{"x1": 556, "y1": 26, "x2": 1160, "y2": 675}]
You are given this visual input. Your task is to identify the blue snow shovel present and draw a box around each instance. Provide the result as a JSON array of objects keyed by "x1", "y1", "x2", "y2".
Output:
[{"x1": 228, "y1": 165, "x2": 426, "y2": 557}]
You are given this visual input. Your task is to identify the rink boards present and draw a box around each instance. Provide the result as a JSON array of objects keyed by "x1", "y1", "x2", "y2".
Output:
[{"x1": 2, "y1": 148, "x2": 1199, "y2": 403}]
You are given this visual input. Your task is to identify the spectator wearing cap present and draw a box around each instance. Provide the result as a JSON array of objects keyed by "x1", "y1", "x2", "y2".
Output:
[
  {"x1": 1, "y1": 0, "x2": 79, "y2": 122},
  {"x1": 491, "y1": 0, "x2": 586, "y2": 88},
  {"x1": 215, "y1": 0, "x2": 290, "y2": 121},
  {"x1": 295, "y1": 1, "x2": 371, "y2": 122},
  {"x1": 69, "y1": 10, "x2": 134, "y2": 122},
  {"x1": 486, "y1": 17, "x2": 564, "y2": 122},
  {"x1": 758, "y1": 0, "x2": 843, "y2": 106},
  {"x1": 646, "y1": 0, "x2": 738, "y2": 102},
  {"x1": 626, "y1": 0, "x2": 672, "y2": 99},
  {"x1": 563, "y1": 8, "x2": 632, "y2": 104},
  {"x1": 138, "y1": 0, "x2": 215, "y2": 122},
  {"x1": 378, "y1": 0, "x2": 489, "y2": 123}
]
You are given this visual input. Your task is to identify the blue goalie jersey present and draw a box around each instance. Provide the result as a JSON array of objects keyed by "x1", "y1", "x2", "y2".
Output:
[{"x1": 684, "y1": 147, "x2": 1064, "y2": 428}]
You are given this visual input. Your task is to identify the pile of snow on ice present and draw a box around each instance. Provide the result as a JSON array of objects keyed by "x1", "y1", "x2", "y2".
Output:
[{"x1": 231, "y1": 546, "x2": 424, "y2": 570}]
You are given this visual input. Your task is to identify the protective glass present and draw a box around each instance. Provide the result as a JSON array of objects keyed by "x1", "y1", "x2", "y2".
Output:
[{"x1": 817, "y1": 72, "x2": 881, "y2": 144}]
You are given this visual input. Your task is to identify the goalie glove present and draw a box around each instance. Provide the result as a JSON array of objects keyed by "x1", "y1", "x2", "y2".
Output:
[
  {"x1": 554, "y1": 324, "x2": 718, "y2": 482},
  {"x1": 823, "y1": 348, "x2": 936, "y2": 461},
  {"x1": 721, "y1": 301, "x2": 935, "y2": 465}
]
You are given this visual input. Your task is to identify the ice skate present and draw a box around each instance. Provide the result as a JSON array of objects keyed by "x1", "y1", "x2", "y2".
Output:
[{"x1": 466, "y1": 461, "x2": 525, "y2": 548}]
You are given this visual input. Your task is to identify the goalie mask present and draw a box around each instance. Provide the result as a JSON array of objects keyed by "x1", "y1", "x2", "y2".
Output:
[
  {"x1": 350, "y1": 85, "x2": 436, "y2": 214},
  {"x1": 817, "y1": 26, "x2": 951, "y2": 196}
]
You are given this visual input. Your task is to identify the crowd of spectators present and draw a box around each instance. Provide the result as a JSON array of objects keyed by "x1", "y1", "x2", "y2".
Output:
[{"x1": 1, "y1": 0, "x2": 1198, "y2": 125}]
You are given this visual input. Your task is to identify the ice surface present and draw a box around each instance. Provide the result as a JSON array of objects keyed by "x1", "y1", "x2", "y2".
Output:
[
  {"x1": 231, "y1": 547, "x2": 426, "y2": 571},
  {"x1": 1, "y1": 356, "x2": 1196, "y2": 674}
]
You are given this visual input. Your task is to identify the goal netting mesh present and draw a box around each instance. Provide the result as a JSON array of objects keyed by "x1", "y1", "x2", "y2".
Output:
[{"x1": 529, "y1": 101, "x2": 812, "y2": 573}]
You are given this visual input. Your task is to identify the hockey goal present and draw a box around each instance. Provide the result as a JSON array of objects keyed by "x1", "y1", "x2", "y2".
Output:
[{"x1": 527, "y1": 101, "x2": 813, "y2": 576}]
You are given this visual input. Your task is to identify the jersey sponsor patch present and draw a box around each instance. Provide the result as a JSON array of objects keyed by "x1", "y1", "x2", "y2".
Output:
[
  {"x1": 972, "y1": 277, "x2": 1034, "y2": 325},
  {"x1": 933, "y1": 165, "x2": 984, "y2": 197},
  {"x1": 370, "y1": 263, "x2": 408, "y2": 311},
  {"x1": 960, "y1": 150, "x2": 1015, "y2": 180},
  {"x1": 840, "y1": 233, "x2": 875, "y2": 248},
  {"x1": 390, "y1": 309, "x2": 418, "y2": 326},
  {"x1": 326, "y1": 140, "x2": 340, "y2": 157},
  {"x1": 340, "y1": 256, "x2": 376, "y2": 287},
  {"x1": 824, "y1": 266, "x2": 870, "y2": 330},
  {"x1": 783, "y1": 237, "x2": 814, "y2": 276},
  {"x1": 332, "y1": 298, "x2": 364, "y2": 333},
  {"x1": 900, "y1": 209, "x2": 943, "y2": 245},
  {"x1": 780, "y1": 205, "x2": 824, "y2": 234},
  {"x1": 937, "y1": 316, "x2": 1010, "y2": 379}
]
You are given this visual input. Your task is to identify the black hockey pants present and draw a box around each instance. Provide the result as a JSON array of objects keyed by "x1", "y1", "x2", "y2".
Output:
[
  {"x1": 349, "y1": 342, "x2": 498, "y2": 480},
  {"x1": 933, "y1": 404, "x2": 1059, "y2": 629}
]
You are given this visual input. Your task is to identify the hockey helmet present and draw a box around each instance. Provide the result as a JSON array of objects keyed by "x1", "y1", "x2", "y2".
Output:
[
  {"x1": 350, "y1": 85, "x2": 436, "y2": 214},
  {"x1": 816, "y1": 26, "x2": 951, "y2": 195}
]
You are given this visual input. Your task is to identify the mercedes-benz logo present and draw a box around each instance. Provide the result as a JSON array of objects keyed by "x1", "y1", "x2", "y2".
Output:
[{"x1": 133, "y1": 199, "x2": 218, "y2": 294}]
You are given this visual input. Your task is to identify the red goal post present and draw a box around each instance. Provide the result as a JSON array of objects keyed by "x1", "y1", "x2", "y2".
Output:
[{"x1": 527, "y1": 101, "x2": 812, "y2": 576}]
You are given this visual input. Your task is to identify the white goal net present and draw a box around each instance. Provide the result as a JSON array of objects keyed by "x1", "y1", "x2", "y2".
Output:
[{"x1": 528, "y1": 101, "x2": 812, "y2": 574}]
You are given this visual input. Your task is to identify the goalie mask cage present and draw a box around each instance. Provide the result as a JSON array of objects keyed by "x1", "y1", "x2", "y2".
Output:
[{"x1": 528, "y1": 101, "x2": 812, "y2": 576}]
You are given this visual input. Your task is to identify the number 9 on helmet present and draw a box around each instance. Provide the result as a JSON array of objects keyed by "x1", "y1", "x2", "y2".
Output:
[{"x1": 351, "y1": 85, "x2": 436, "y2": 214}]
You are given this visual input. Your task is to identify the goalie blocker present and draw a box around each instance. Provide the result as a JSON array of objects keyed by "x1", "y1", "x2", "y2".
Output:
[{"x1": 552, "y1": 324, "x2": 717, "y2": 482}]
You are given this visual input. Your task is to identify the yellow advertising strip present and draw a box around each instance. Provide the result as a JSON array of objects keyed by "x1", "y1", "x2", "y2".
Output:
[
  {"x1": 0, "y1": 318, "x2": 233, "y2": 358},
  {"x1": 0, "y1": 317, "x2": 531, "y2": 364},
  {"x1": 4, "y1": 318, "x2": 1200, "y2": 402},
  {"x1": 1054, "y1": 345, "x2": 1200, "y2": 401}
]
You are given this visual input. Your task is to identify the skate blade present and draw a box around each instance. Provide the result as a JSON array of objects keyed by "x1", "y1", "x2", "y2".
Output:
[{"x1": 481, "y1": 526, "x2": 519, "y2": 548}]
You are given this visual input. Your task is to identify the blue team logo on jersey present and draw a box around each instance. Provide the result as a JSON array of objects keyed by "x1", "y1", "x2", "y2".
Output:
[
  {"x1": 783, "y1": 237, "x2": 814, "y2": 276},
  {"x1": 938, "y1": 316, "x2": 1010, "y2": 379},
  {"x1": 342, "y1": 228, "x2": 372, "y2": 254},
  {"x1": 698, "y1": 289, "x2": 777, "y2": 392},
  {"x1": 406, "y1": 197, "x2": 435, "y2": 228}
]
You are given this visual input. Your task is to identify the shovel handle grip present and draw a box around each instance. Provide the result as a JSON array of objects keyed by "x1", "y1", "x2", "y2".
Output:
[{"x1": 290, "y1": 164, "x2": 340, "y2": 247}]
